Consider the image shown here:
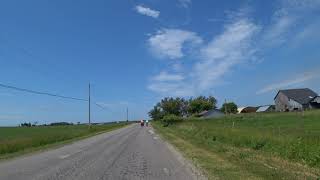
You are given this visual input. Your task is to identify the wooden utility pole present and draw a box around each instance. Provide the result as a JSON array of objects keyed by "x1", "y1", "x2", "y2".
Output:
[
  {"x1": 126, "y1": 107, "x2": 129, "y2": 122},
  {"x1": 224, "y1": 99, "x2": 228, "y2": 114},
  {"x1": 88, "y1": 83, "x2": 91, "y2": 127}
]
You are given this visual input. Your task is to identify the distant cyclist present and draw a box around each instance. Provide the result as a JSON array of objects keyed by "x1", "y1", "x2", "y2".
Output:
[{"x1": 140, "y1": 119, "x2": 144, "y2": 127}]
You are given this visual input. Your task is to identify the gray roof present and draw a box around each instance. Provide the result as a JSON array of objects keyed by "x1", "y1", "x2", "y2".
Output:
[
  {"x1": 200, "y1": 109, "x2": 224, "y2": 118},
  {"x1": 256, "y1": 105, "x2": 271, "y2": 112},
  {"x1": 276, "y1": 88, "x2": 318, "y2": 105}
]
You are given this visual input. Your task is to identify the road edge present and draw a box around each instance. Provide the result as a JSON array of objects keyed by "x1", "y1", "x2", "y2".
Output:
[
  {"x1": 151, "y1": 125, "x2": 208, "y2": 180},
  {"x1": 0, "y1": 123, "x2": 132, "y2": 162}
]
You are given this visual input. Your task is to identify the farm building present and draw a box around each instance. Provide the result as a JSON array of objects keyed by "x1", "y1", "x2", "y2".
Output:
[
  {"x1": 238, "y1": 106, "x2": 258, "y2": 113},
  {"x1": 310, "y1": 96, "x2": 320, "y2": 108},
  {"x1": 274, "y1": 88, "x2": 320, "y2": 111},
  {"x1": 256, "y1": 105, "x2": 275, "y2": 112},
  {"x1": 198, "y1": 109, "x2": 224, "y2": 119}
]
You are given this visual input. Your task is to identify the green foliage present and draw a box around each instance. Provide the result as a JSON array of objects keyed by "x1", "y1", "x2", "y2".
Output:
[
  {"x1": 148, "y1": 96, "x2": 218, "y2": 120},
  {"x1": 161, "y1": 114, "x2": 183, "y2": 126},
  {"x1": 20, "y1": 122, "x2": 32, "y2": 127},
  {"x1": 221, "y1": 102, "x2": 238, "y2": 114},
  {"x1": 148, "y1": 103, "x2": 164, "y2": 120},
  {"x1": 160, "y1": 97, "x2": 188, "y2": 116},
  {"x1": 188, "y1": 96, "x2": 217, "y2": 115}
]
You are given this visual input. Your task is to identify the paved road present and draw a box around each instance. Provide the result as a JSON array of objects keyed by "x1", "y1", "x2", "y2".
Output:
[{"x1": 0, "y1": 124, "x2": 202, "y2": 180}]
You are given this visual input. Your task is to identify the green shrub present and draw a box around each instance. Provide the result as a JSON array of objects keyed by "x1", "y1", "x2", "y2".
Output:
[
  {"x1": 251, "y1": 139, "x2": 267, "y2": 150},
  {"x1": 162, "y1": 114, "x2": 183, "y2": 126}
]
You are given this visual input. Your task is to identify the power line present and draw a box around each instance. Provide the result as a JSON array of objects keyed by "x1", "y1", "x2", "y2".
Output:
[
  {"x1": 94, "y1": 102, "x2": 110, "y2": 111},
  {"x1": 0, "y1": 83, "x2": 88, "y2": 102},
  {"x1": 0, "y1": 82, "x2": 113, "y2": 124},
  {"x1": 0, "y1": 82, "x2": 111, "y2": 110}
]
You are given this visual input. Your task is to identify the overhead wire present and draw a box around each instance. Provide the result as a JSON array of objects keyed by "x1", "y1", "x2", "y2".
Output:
[
  {"x1": 0, "y1": 82, "x2": 113, "y2": 113},
  {"x1": 0, "y1": 83, "x2": 88, "y2": 102}
]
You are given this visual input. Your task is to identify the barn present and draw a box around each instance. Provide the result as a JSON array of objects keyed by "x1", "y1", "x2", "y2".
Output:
[
  {"x1": 198, "y1": 109, "x2": 224, "y2": 119},
  {"x1": 274, "y1": 88, "x2": 319, "y2": 111},
  {"x1": 237, "y1": 106, "x2": 258, "y2": 113},
  {"x1": 256, "y1": 105, "x2": 275, "y2": 112}
]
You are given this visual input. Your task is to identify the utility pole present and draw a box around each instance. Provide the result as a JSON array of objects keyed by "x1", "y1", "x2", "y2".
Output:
[
  {"x1": 126, "y1": 107, "x2": 129, "y2": 122},
  {"x1": 88, "y1": 83, "x2": 91, "y2": 128},
  {"x1": 224, "y1": 99, "x2": 228, "y2": 114}
]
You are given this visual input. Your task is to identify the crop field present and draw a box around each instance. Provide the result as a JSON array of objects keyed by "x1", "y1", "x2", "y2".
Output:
[
  {"x1": 0, "y1": 122, "x2": 128, "y2": 159},
  {"x1": 153, "y1": 110, "x2": 320, "y2": 179}
]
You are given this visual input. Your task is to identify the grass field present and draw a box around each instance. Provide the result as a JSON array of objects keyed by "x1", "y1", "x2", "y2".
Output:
[
  {"x1": 0, "y1": 122, "x2": 128, "y2": 159},
  {"x1": 153, "y1": 110, "x2": 320, "y2": 180}
]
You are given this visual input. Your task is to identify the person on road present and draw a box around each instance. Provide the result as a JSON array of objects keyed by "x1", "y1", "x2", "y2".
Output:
[
  {"x1": 140, "y1": 119, "x2": 144, "y2": 127},
  {"x1": 146, "y1": 119, "x2": 149, "y2": 127}
]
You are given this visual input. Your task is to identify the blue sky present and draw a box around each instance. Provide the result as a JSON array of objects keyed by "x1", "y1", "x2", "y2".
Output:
[{"x1": 0, "y1": 0, "x2": 319, "y2": 126}]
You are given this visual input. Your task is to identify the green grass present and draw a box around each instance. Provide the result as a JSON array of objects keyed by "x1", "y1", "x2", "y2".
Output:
[
  {"x1": 153, "y1": 110, "x2": 320, "y2": 180},
  {"x1": 0, "y1": 122, "x2": 129, "y2": 159}
]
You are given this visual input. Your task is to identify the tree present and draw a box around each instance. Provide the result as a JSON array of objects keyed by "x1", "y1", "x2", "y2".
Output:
[
  {"x1": 20, "y1": 122, "x2": 31, "y2": 127},
  {"x1": 148, "y1": 103, "x2": 164, "y2": 120},
  {"x1": 148, "y1": 96, "x2": 218, "y2": 120},
  {"x1": 221, "y1": 102, "x2": 238, "y2": 114},
  {"x1": 188, "y1": 96, "x2": 217, "y2": 115},
  {"x1": 160, "y1": 97, "x2": 187, "y2": 116}
]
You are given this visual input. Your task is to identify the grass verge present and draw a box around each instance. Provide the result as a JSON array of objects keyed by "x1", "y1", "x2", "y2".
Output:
[
  {"x1": 153, "y1": 110, "x2": 320, "y2": 180},
  {"x1": 0, "y1": 122, "x2": 129, "y2": 160}
]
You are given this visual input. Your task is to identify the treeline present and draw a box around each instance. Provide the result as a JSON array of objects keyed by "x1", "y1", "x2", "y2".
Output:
[
  {"x1": 20, "y1": 122, "x2": 75, "y2": 127},
  {"x1": 148, "y1": 96, "x2": 238, "y2": 123}
]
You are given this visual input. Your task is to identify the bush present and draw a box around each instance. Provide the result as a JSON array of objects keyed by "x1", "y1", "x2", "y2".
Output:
[{"x1": 162, "y1": 114, "x2": 183, "y2": 126}]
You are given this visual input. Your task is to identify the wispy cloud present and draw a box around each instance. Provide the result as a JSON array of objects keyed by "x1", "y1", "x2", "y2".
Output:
[
  {"x1": 148, "y1": 29, "x2": 203, "y2": 59},
  {"x1": 148, "y1": 81, "x2": 193, "y2": 97},
  {"x1": 281, "y1": 0, "x2": 320, "y2": 10},
  {"x1": 148, "y1": 19, "x2": 260, "y2": 96},
  {"x1": 146, "y1": 0, "x2": 320, "y2": 97},
  {"x1": 291, "y1": 22, "x2": 320, "y2": 46},
  {"x1": 148, "y1": 70, "x2": 190, "y2": 96},
  {"x1": 135, "y1": 5, "x2": 160, "y2": 18},
  {"x1": 256, "y1": 71, "x2": 320, "y2": 94},
  {"x1": 152, "y1": 71, "x2": 184, "y2": 81},
  {"x1": 178, "y1": 0, "x2": 191, "y2": 8},
  {"x1": 262, "y1": 0, "x2": 320, "y2": 47},
  {"x1": 263, "y1": 15, "x2": 295, "y2": 47},
  {"x1": 196, "y1": 19, "x2": 260, "y2": 91}
]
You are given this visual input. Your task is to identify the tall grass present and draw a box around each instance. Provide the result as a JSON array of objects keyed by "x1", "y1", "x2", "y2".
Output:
[
  {"x1": 0, "y1": 123, "x2": 127, "y2": 157},
  {"x1": 158, "y1": 110, "x2": 320, "y2": 167}
]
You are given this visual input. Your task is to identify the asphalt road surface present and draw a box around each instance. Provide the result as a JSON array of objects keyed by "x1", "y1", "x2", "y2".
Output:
[{"x1": 0, "y1": 124, "x2": 203, "y2": 180}]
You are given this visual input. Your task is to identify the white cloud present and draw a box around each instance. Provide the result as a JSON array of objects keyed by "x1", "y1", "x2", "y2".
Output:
[
  {"x1": 152, "y1": 71, "x2": 184, "y2": 81},
  {"x1": 178, "y1": 0, "x2": 191, "y2": 8},
  {"x1": 148, "y1": 29, "x2": 203, "y2": 59},
  {"x1": 291, "y1": 22, "x2": 320, "y2": 46},
  {"x1": 195, "y1": 19, "x2": 260, "y2": 91},
  {"x1": 148, "y1": 19, "x2": 260, "y2": 96},
  {"x1": 281, "y1": 0, "x2": 320, "y2": 10},
  {"x1": 148, "y1": 71, "x2": 190, "y2": 96},
  {"x1": 262, "y1": 0, "x2": 320, "y2": 47},
  {"x1": 135, "y1": 5, "x2": 160, "y2": 18},
  {"x1": 256, "y1": 71, "x2": 320, "y2": 94},
  {"x1": 263, "y1": 15, "x2": 295, "y2": 47},
  {"x1": 148, "y1": 81, "x2": 194, "y2": 97},
  {"x1": 146, "y1": 1, "x2": 320, "y2": 97}
]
